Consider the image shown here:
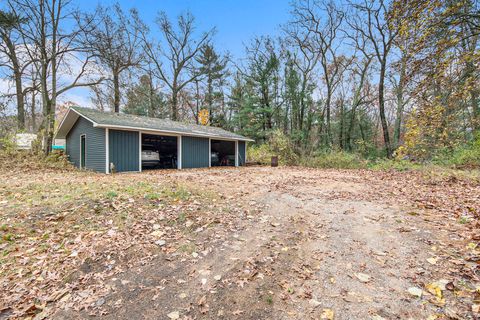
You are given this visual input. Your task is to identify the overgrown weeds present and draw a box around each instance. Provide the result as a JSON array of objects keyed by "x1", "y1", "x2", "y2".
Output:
[
  {"x1": 248, "y1": 130, "x2": 298, "y2": 165},
  {"x1": 0, "y1": 149, "x2": 73, "y2": 172},
  {"x1": 301, "y1": 151, "x2": 367, "y2": 169},
  {"x1": 248, "y1": 139, "x2": 479, "y2": 183}
]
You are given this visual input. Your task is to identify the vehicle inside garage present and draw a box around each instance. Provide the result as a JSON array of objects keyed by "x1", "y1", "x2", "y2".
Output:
[
  {"x1": 142, "y1": 134, "x2": 177, "y2": 169},
  {"x1": 211, "y1": 140, "x2": 235, "y2": 166}
]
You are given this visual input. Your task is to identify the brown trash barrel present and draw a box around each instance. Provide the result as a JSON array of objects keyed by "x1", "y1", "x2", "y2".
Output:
[{"x1": 271, "y1": 156, "x2": 278, "y2": 167}]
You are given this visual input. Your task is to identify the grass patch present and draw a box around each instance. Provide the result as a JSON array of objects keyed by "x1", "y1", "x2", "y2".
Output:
[
  {"x1": 164, "y1": 185, "x2": 192, "y2": 201},
  {"x1": 177, "y1": 212, "x2": 187, "y2": 224},
  {"x1": 144, "y1": 192, "x2": 161, "y2": 200},
  {"x1": 301, "y1": 151, "x2": 367, "y2": 169},
  {"x1": 178, "y1": 242, "x2": 196, "y2": 254},
  {"x1": 106, "y1": 191, "x2": 118, "y2": 198},
  {"x1": 369, "y1": 159, "x2": 422, "y2": 171},
  {"x1": 458, "y1": 216, "x2": 470, "y2": 224}
]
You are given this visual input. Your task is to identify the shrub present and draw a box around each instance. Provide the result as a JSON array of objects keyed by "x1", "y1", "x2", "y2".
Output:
[
  {"x1": 369, "y1": 159, "x2": 421, "y2": 171},
  {"x1": 0, "y1": 149, "x2": 73, "y2": 172},
  {"x1": 248, "y1": 144, "x2": 274, "y2": 165},
  {"x1": 430, "y1": 133, "x2": 480, "y2": 169},
  {"x1": 248, "y1": 130, "x2": 299, "y2": 165},
  {"x1": 448, "y1": 135, "x2": 480, "y2": 168},
  {"x1": 267, "y1": 130, "x2": 299, "y2": 165},
  {"x1": 0, "y1": 134, "x2": 17, "y2": 154}
]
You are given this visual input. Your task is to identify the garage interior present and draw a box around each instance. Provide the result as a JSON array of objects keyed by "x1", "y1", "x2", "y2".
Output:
[
  {"x1": 211, "y1": 140, "x2": 235, "y2": 166},
  {"x1": 142, "y1": 134, "x2": 178, "y2": 169}
]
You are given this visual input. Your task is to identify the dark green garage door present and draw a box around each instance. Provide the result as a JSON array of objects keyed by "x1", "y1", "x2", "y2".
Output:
[
  {"x1": 109, "y1": 129, "x2": 139, "y2": 172},
  {"x1": 182, "y1": 136, "x2": 209, "y2": 168},
  {"x1": 238, "y1": 141, "x2": 246, "y2": 166}
]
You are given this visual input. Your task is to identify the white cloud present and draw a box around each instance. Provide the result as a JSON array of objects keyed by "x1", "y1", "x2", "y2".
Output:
[{"x1": 58, "y1": 87, "x2": 94, "y2": 108}]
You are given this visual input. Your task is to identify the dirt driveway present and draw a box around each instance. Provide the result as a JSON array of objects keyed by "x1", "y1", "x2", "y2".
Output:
[
  {"x1": 45, "y1": 166, "x2": 475, "y2": 320},
  {"x1": 2, "y1": 165, "x2": 478, "y2": 319}
]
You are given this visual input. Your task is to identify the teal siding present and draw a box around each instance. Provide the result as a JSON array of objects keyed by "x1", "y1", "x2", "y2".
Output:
[
  {"x1": 66, "y1": 117, "x2": 105, "y2": 172},
  {"x1": 182, "y1": 136, "x2": 209, "y2": 168},
  {"x1": 238, "y1": 141, "x2": 246, "y2": 166},
  {"x1": 109, "y1": 130, "x2": 139, "y2": 172}
]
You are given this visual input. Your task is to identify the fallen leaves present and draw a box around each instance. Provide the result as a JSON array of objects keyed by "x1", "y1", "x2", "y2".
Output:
[
  {"x1": 0, "y1": 168, "x2": 233, "y2": 318},
  {"x1": 167, "y1": 311, "x2": 180, "y2": 319},
  {"x1": 354, "y1": 273, "x2": 371, "y2": 283},
  {"x1": 2, "y1": 162, "x2": 479, "y2": 319},
  {"x1": 426, "y1": 257, "x2": 438, "y2": 265},
  {"x1": 407, "y1": 287, "x2": 423, "y2": 298},
  {"x1": 320, "y1": 308, "x2": 334, "y2": 319}
]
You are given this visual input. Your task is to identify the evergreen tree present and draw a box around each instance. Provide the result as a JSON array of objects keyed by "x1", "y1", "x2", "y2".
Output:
[
  {"x1": 124, "y1": 75, "x2": 166, "y2": 117},
  {"x1": 196, "y1": 44, "x2": 228, "y2": 125}
]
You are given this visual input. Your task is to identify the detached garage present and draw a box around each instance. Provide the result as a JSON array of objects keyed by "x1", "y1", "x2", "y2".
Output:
[{"x1": 55, "y1": 106, "x2": 253, "y2": 173}]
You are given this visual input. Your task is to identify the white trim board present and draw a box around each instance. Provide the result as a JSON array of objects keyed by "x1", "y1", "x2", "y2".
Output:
[
  {"x1": 105, "y1": 128, "x2": 109, "y2": 174},
  {"x1": 235, "y1": 140, "x2": 239, "y2": 167},
  {"x1": 177, "y1": 136, "x2": 182, "y2": 169},
  {"x1": 138, "y1": 132, "x2": 142, "y2": 172}
]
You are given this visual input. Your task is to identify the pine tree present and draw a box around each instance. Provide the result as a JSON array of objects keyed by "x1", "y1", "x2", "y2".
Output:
[
  {"x1": 196, "y1": 44, "x2": 228, "y2": 125},
  {"x1": 124, "y1": 75, "x2": 166, "y2": 117}
]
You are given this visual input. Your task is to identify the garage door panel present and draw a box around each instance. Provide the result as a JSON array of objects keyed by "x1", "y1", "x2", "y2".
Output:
[
  {"x1": 109, "y1": 130, "x2": 139, "y2": 172},
  {"x1": 182, "y1": 136, "x2": 209, "y2": 168}
]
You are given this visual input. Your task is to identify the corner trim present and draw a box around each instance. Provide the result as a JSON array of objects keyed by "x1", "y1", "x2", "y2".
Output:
[
  {"x1": 235, "y1": 140, "x2": 239, "y2": 167},
  {"x1": 105, "y1": 128, "x2": 109, "y2": 174},
  {"x1": 177, "y1": 136, "x2": 182, "y2": 169},
  {"x1": 139, "y1": 132, "x2": 142, "y2": 172}
]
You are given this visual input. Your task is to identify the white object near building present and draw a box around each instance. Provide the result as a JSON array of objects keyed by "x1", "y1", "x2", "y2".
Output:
[{"x1": 14, "y1": 133, "x2": 37, "y2": 150}]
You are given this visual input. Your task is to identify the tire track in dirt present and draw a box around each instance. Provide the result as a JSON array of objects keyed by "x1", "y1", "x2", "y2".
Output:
[{"x1": 53, "y1": 167, "x2": 446, "y2": 319}]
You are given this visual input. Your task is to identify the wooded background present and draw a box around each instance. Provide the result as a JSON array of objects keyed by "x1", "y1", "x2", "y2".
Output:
[{"x1": 0, "y1": 0, "x2": 478, "y2": 163}]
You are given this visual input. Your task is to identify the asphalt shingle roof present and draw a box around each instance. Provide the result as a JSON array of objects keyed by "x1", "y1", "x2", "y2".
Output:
[{"x1": 72, "y1": 106, "x2": 253, "y2": 141}]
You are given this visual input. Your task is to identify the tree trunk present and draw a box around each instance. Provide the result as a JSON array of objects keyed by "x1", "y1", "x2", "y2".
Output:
[
  {"x1": 195, "y1": 80, "x2": 200, "y2": 124},
  {"x1": 31, "y1": 90, "x2": 37, "y2": 131},
  {"x1": 299, "y1": 77, "x2": 307, "y2": 131},
  {"x1": 378, "y1": 61, "x2": 392, "y2": 158},
  {"x1": 393, "y1": 57, "x2": 407, "y2": 149},
  {"x1": 14, "y1": 68, "x2": 25, "y2": 130},
  {"x1": 207, "y1": 77, "x2": 213, "y2": 123},
  {"x1": 339, "y1": 99, "x2": 344, "y2": 150},
  {"x1": 325, "y1": 93, "x2": 332, "y2": 147},
  {"x1": 346, "y1": 108, "x2": 356, "y2": 151},
  {"x1": 2, "y1": 35, "x2": 26, "y2": 130},
  {"x1": 113, "y1": 71, "x2": 120, "y2": 113},
  {"x1": 171, "y1": 90, "x2": 178, "y2": 121},
  {"x1": 472, "y1": 87, "x2": 479, "y2": 131},
  {"x1": 148, "y1": 76, "x2": 154, "y2": 117}
]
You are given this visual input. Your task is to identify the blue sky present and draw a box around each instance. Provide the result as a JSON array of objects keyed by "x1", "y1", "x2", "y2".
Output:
[
  {"x1": 52, "y1": 0, "x2": 293, "y2": 108},
  {"x1": 79, "y1": 0, "x2": 292, "y2": 59},
  {"x1": 0, "y1": 1, "x2": 293, "y2": 111}
]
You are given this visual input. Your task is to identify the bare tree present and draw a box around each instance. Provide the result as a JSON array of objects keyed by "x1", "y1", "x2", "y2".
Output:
[
  {"x1": 0, "y1": 9, "x2": 29, "y2": 130},
  {"x1": 81, "y1": 4, "x2": 143, "y2": 113},
  {"x1": 137, "y1": 11, "x2": 214, "y2": 121},
  {"x1": 348, "y1": 0, "x2": 399, "y2": 158},
  {"x1": 11, "y1": 0, "x2": 103, "y2": 152},
  {"x1": 284, "y1": 14, "x2": 320, "y2": 135},
  {"x1": 290, "y1": 0, "x2": 346, "y2": 146}
]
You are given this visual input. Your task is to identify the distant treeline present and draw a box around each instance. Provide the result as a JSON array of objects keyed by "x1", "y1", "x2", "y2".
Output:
[{"x1": 0, "y1": 0, "x2": 478, "y2": 160}]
